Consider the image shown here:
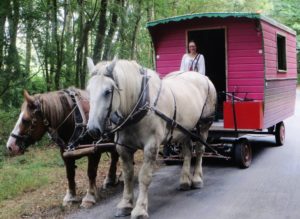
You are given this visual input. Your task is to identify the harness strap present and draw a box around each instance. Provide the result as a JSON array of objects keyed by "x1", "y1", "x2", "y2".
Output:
[
  {"x1": 150, "y1": 107, "x2": 226, "y2": 158},
  {"x1": 64, "y1": 88, "x2": 88, "y2": 150},
  {"x1": 109, "y1": 68, "x2": 150, "y2": 133}
]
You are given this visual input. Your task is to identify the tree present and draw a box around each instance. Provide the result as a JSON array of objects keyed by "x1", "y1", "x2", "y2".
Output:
[{"x1": 93, "y1": 0, "x2": 108, "y2": 62}]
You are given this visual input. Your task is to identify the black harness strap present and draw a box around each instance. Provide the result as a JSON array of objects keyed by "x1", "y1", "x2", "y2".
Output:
[
  {"x1": 109, "y1": 68, "x2": 150, "y2": 132},
  {"x1": 64, "y1": 89, "x2": 88, "y2": 150},
  {"x1": 151, "y1": 107, "x2": 224, "y2": 157}
]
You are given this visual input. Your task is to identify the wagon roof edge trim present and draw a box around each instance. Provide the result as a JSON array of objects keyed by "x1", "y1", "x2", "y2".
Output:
[{"x1": 146, "y1": 12, "x2": 296, "y2": 35}]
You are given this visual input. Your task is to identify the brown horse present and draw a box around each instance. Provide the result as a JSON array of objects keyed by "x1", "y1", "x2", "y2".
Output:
[{"x1": 6, "y1": 88, "x2": 119, "y2": 208}]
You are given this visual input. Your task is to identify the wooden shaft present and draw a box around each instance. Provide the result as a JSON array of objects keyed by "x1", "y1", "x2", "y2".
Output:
[{"x1": 63, "y1": 147, "x2": 95, "y2": 158}]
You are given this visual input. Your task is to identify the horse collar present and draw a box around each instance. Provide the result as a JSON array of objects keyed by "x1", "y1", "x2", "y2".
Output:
[{"x1": 110, "y1": 68, "x2": 150, "y2": 130}]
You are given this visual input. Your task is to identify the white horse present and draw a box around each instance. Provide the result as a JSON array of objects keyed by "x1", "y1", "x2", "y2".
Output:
[{"x1": 86, "y1": 58, "x2": 217, "y2": 219}]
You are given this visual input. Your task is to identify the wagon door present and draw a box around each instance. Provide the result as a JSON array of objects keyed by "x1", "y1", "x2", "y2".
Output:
[{"x1": 188, "y1": 28, "x2": 226, "y2": 119}]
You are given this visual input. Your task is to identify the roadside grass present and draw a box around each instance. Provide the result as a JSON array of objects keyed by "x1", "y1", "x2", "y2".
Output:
[
  {"x1": 0, "y1": 145, "x2": 143, "y2": 218},
  {"x1": 0, "y1": 145, "x2": 64, "y2": 202},
  {"x1": 0, "y1": 107, "x2": 144, "y2": 218},
  {"x1": 0, "y1": 144, "x2": 88, "y2": 218}
]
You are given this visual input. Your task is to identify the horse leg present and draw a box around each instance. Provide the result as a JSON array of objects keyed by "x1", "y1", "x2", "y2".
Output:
[
  {"x1": 81, "y1": 152, "x2": 102, "y2": 208},
  {"x1": 62, "y1": 157, "x2": 79, "y2": 206},
  {"x1": 131, "y1": 143, "x2": 158, "y2": 219},
  {"x1": 192, "y1": 123, "x2": 210, "y2": 189},
  {"x1": 115, "y1": 145, "x2": 135, "y2": 217},
  {"x1": 191, "y1": 142, "x2": 205, "y2": 189},
  {"x1": 103, "y1": 148, "x2": 120, "y2": 189},
  {"x1": 179, "y1": 141, "x2": 192, "y2": 190}
]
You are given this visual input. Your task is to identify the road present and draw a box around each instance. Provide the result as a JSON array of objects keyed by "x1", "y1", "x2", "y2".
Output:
[{"x1": 68, "y1": 89, "x2": 300, "y2": 219}]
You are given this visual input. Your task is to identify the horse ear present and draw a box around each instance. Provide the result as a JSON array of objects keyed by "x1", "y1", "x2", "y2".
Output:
[
  {"x1": 105, "y1": 57, "x2": 118, "y2": 79},
  {"x1": 24, "y1": 90, "x2": 35, "y2": 107},
  {"x1": 86, "y1": 57, "x2": 95, "y2": 75}
]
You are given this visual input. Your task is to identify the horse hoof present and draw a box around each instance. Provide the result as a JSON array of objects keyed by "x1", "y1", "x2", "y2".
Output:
[
  {"x1": 192, "y1": 181, "x2": 204, "y2": 189},
  {"x1": 80, "y1": 201, "x2": 95, "y2": 209},
  {"x1": 62, "y1": 195, "x2": 80, "y2": 206},
  {"x1": 179, "y1": 183, "x2": 191, "y2": 191},
  {"x1": 103, "y1": 177, "x2": 119, "y2": 189},
  {"x1": 115, "y1": 207, "x2": 132, "y2": 217}
]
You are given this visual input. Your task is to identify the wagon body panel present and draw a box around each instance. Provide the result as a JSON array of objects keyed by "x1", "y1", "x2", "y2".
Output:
[
  {"x1": 147, "y1": 13, "x2": 297, "y2": 130},
  {"x1": 260, "y1": 20, "x2": 297, "y2": 128}
]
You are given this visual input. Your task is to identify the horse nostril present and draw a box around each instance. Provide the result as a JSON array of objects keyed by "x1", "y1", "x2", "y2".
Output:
[
  {"x1": 8, "y1": 146, "x2": 13, "y2": 152},
  {"x1": 87, "y1": 128, "x2": 101, "y2": 139}
]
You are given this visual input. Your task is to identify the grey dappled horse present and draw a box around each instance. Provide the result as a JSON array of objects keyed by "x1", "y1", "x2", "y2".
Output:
[{"x1": 86, "y1": 59, "x2": 216, "y2": 219}]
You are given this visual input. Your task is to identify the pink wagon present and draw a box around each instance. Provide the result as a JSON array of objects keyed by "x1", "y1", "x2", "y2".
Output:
[{"x1": 147, "y1": 12, "x2": 297, "y2": 167}]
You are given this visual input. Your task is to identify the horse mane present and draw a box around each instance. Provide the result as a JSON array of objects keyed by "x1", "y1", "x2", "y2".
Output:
[
  {"x1": 113, "y1": 60, "x2": 143, "y2": 115},
  {"x1": 27, "y1": 88, "x2": 88, "y2": 129},
  {"x1": 92, "y1": 60, "x2": 152, "y2": 115}
]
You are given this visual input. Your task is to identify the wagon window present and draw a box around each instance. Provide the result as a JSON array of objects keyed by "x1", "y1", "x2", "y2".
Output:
[{"x1": 277, "y1": 34, "x2": 287, "y2": 71}]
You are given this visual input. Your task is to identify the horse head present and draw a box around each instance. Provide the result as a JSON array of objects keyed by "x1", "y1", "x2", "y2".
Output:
[
  {"x1": 6, "y1": 90, "x2": 48, "y2": 155},
  {"x1": 86, "y1": 58, "x2": 121, "y2": 134}
]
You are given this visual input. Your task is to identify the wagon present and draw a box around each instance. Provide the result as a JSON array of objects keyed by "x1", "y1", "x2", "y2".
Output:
[{"x1": 146, "y1": 12, "x2": 297, "y2": 168}]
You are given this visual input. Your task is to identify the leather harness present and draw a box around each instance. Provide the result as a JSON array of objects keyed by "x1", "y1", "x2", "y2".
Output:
[
  {"x1": 10, "y1": 88, "x2": 88, "y2": 151},
  {"x1": 100, "y1": 67, "x2": 220, "y2": 155}
]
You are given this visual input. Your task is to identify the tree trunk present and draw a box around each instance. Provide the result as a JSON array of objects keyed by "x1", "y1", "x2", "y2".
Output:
[
  {"x1": 92, "y1": 0, "x2": 108, "y2": 62},
  {"x1": 45, "y1": 1, "x2": 51, "y2": 91},
  {"x1": 65, "y1": 0, "x2": 74, "y2": 87},
  {"x1": 76, "y1": 0, "x2": 93, "y2": 87},
  {"x1": 102, "y1": 0, "x2": 121, "y2": 60},
  {"x1": 54, "y1": 0, "x2": 67, "y2": 89},
  {"x1": 25, "y1": 0, "x2": 33, "y2": 75},
  {"x1": 117, "y1": 0, "x2": 128, "y2": 58},
  {"x1": 7, "y1": 0, "x2": 20, "y2": 76},
  {"x1": 81, "y1": 35, "x2": 88, "y2": 89},
  {"x1": 0, "y1": 0, "x2": 9, "y2": 72},
  {"x1": 75, "y1": 0, "x2": 84, "y2": 87},
  {"x1": 130, "y1": 0, "x2": 142, "y2": 60}
]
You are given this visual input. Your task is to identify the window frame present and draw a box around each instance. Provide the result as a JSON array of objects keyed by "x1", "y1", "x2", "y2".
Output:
[{"x1": 276, "y1": 33, "x2": 287, "y2": 73}]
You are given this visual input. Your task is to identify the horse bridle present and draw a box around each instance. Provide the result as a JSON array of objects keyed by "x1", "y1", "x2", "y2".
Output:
[
  {"x1": 10, "y1": 100, "x2": 47, "y2": 151},
  {"x1": 100, "y1": 67, "x2": 150, "y2": 137},
  {"x1": 10, "y1": 90, "x2": 88, "y2": 151}
]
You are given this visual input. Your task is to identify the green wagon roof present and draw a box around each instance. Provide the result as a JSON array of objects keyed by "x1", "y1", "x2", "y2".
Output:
[{"x1": 146, "y1": 12, "x2": 296, "y2": 35}]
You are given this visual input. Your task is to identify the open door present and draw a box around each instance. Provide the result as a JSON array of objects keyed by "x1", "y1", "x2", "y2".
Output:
[{"x1": 188, "y1": 28, "x2": 226, "y2": 119}]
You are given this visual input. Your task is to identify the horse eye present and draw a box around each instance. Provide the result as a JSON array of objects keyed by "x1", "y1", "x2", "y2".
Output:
[
  {"x1": 104, "y1": 89, "x2": 112, "y2": 97},
  {"x1": 22, "y1": 118, "x2": 31, "y2": 125}
]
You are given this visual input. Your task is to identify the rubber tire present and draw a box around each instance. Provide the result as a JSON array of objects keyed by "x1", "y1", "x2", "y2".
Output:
[
  {"x1": 275, "y1": 121, "x2": 285, "y2": 146},
  {"x1": 234, "y1": 138, "x2": 252, "y2": 168}
]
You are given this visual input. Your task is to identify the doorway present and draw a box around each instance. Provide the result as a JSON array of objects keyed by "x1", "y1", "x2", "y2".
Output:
[{"x1": 188, "y1": 28, "x2": 226, "y2": 119}]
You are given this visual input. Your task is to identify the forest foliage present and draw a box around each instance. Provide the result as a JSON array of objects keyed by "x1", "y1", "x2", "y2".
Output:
[{"x1": 0, "y1": 0, "x2": 299, "y2": 110}]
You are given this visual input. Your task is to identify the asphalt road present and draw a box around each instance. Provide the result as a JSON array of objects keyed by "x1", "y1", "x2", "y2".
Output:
[{"x1": 68, "y1": 89, "x2": 300, "y2": 219}]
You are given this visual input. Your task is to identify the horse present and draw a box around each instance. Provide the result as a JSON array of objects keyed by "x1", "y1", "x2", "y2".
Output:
[
  {"x1": 6, "y1": 88, "x2": 119, "y2": 208},
  {"x1": 86, "y1": 58, "x2": 217, "y2": 219}
]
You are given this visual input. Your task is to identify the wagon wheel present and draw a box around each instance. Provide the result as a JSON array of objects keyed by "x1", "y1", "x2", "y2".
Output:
[
  {"x1": 233, "y1": 138, "x2": 252, "y2": 168},
  {"x1": 267, "y1": 125, "x2": 275, "y2": 134},
  {"x1": 275, "y1": 121, "x2": 285, "y2": 146}
]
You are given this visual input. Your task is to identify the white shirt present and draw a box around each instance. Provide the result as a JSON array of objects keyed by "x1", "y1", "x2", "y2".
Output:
[{"x1": 180, "y1": 53, "x2": 205, "y2": 75}]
